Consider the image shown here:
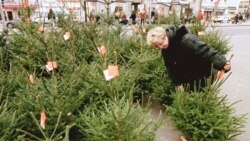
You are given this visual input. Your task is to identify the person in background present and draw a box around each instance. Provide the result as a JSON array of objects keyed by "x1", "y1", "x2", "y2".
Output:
[
  {"x1": 234, "y1": 14, "x2": 239, "y2": 24},
  {"x1": 89, "y1": 10, "x2": 95, "y2": 23},
  {"x1": 146, "y1": 25, "x2": 231, "y2": 91},
  {"x1": 130, "y1": 11, "x2": 136, "y2": 25},
  {"x1": 151, "y1": 8, "x2": 156, "y2": 23},
  {"x1": 138, "y1": 10, "x2": 146, "y2": 26},
  {"x1": 48, "y1": 9, "x2": 56, "y2": 26},
  {"x1": 239, "y1": 13, "x2": 243, "y2": 24},
  {"x1": 114, "y1": 8, "x2": 120, "y2": 24},
  {"x1": 119, "y1": 12, "x2": 128, "y2": 25}
]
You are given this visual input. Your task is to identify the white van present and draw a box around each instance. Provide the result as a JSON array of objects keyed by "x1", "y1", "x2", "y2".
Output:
[
  {"x1": 2, "y1": 9, "x2": 21, "y2": 28},
  {"x1": 30, "y1": 7, "x2": 68, "y2": 26}
]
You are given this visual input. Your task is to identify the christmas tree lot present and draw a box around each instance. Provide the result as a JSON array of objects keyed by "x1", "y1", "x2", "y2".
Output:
[{"x1": 0, "y1": 9, "x2": 247, "y2": 141}]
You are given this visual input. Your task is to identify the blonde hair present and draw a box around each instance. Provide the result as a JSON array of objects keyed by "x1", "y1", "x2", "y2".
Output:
[{"x1": 147, "y1": 26, "x2": 166, "y2": 47}]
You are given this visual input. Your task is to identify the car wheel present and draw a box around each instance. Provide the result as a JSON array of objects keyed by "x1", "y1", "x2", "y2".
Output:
[{"x1": 7, "y1": 23, "x2": 14, "y2": 29}]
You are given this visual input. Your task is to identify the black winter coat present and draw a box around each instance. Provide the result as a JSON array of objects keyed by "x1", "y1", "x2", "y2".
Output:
[{"x1": 162, "y1": 25, "x2": 227, "y2": 88}]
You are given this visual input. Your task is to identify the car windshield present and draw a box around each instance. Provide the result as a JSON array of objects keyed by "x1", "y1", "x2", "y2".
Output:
[{"x1": 35, "y1": 12, "x2": 47, "y2": 17}]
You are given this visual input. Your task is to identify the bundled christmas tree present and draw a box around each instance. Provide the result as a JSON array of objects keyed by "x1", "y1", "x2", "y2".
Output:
[{"x1": 168, "y1": 78, "x2": 246, "y2": 141}]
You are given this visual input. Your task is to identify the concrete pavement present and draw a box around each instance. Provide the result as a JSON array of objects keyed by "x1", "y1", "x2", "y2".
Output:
[
  {"x1": 212, "y1": 21, "x2": 250, "y2": 27},
  {"x1": 221, "y1": 32, "x2": 250, "y2": 141}
]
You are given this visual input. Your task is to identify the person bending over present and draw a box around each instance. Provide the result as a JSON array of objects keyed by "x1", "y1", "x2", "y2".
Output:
[{"x1": 147, "y1": 25, "x2": 231, "y2": 91}]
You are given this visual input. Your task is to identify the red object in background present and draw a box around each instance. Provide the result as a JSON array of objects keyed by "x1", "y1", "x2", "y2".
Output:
[
  {"x1": 23, "y1": 2, "x2": 29, "y2": 8},
  {"x1": 3, "y1": 4, "x2": 23, "y2": 10},
  {"x1": 213, "y1": 0, "x2": 219, "y2": 4},
  {"x1": 198, "y1": 11, "x2": 203, "y2": 20}
]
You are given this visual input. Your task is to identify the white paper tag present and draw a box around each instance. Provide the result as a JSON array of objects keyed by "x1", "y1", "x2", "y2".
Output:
[
  {"x1": 198, "y1": 31, "x2": 205, "y2": 36},
  {"x1": 97, "y1": 46, "x2": 107, "y2": 55},
  {"x1": 97, "y1": 47, "x2": 101, "y2": 52},
  {"x1": 45, "y1": 65, "x2": 53, "y2": 72},
  {"x1": 64, "y1": 34, "x2": 70, "y2": 40},
  {"x1": 103, "y1": 69, "x2": 115, "y2": 81}
]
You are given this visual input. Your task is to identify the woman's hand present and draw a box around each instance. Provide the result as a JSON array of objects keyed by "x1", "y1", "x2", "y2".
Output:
[{"x1": 223, "y1": 61, "x2": 231, "y2": 73}]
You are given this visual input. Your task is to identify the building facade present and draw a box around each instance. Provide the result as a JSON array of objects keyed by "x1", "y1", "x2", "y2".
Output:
[
  {"x1": 238, "y1": 0, "x2": 250, "y2": 14},
  {"x1": 57, "y1": 0, "x2": 240, "y2": 20},
  {"x1": 201, "y1": 0, "x2": 232, "y2": 18},
  {"x1": 2, "y1": 0, "x2": 246, "y2": 23},
  {"x1": 1, "y1": 0, "x2": 23, "y2": 21}
]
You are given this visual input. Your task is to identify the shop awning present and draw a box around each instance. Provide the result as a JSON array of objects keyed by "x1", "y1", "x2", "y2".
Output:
[{"x1": 3, "y1": 4, "x2": 23, "y2": 10}]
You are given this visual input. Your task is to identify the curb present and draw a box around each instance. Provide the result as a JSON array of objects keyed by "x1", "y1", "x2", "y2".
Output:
[{"x1": 214, "y1": 24, "x2": 250, "y2": 27}]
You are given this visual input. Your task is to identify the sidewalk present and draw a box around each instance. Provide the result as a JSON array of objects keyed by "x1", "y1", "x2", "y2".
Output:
[
  {"x1": 181, "y1": 20, "x2": 250, "y2": 28},
  {"x1": 210, "y1": 20, "x2": 250, "y2": 27}
]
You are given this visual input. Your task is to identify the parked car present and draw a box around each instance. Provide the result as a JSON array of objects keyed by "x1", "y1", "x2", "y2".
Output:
[
  {"x1": 5, "y1": 18, "x2": 22, "y2": 28},
  {"x1": 212, "y1": 15, "x2": 230, "y2": 23},
  {"x1": 30, "y1": 11, "x2": 50, "y2": 25},
  {"x1": 30, "y1": 8, "x2": 68, "y2": 26},
  {"x1": 2, "y1": 9, "x2": 21, "y2": 29}
]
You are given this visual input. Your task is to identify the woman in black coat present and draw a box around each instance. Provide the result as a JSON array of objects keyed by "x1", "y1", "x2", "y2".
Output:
[
  {"x1": 130, "y1": 11, "x2": 136, "y2": 24},
  {"x1": 147, "y1": 25, "x2": 231, "y2": 91}
]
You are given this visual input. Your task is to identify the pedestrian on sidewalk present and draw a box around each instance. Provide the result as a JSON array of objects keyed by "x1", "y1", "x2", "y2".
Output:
[
  {"x1": 239, "y1": 13, "x2": 243, "y2": 24},
  {"x1": 114, "y1": 8, "x2": 120, "y2": 24},
  {"x1": 48, "y1": 9, "x2": 56, "y2": 27},
  {"x1": 119, "y1": 12, "x2": 128, "y2": 25},
  {"x1": 146, "y1": 25, "x2": 231, "y2": 91},
  {"x1": 234, "y1": 14, "x2": 239, "y2": 24},
  {"x1": 130, "y1": 11, "x2": 136, "y2": 25},
  {"x1": 151, "y1": 8, "x2": 156, "y2": 23},
  {"x1": 138, "y1": 10, "x2": 146, "y2": 26}
]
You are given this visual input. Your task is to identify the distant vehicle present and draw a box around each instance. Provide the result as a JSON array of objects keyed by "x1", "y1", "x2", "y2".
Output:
[
  {"x1": 5, "y1": 18, "x2": 21, "y2": 28},
  {"x1": 2, "y1": 9, "x2": 21, "y2": 28},
  {"x1": 30, "y1": 8, "x2": 69, "y2": 26},
  {"x1": 212, "y1": 15, "x2": 230, "y2": 23}
]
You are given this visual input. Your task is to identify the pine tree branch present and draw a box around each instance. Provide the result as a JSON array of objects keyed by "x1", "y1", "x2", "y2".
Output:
[
  {"x1": 29, "y1": 112, "x2": 48, "y2": 139},
  {"x1": 50, "y1": 112, "x2": 62, "y2": 139},
  {"x1": 16, "y1": 129, "x2": 43, "y2": 141}
]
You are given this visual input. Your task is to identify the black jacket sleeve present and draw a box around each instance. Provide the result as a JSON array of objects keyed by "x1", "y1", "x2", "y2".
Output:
[{"x1": 179, "y1": 32, "x2": 227, "y2": 70}]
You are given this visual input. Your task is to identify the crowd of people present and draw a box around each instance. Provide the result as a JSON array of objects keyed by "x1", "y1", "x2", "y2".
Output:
[
  {"x1": 112, "y1": 8, "x2": 248, "y2": 25},
  {"x1": 106, "y1": 7, "x2": 163, "y2": 25},
  {"x1": 48, "y1": 7, "x2": 248, "y2": 26},
  {"x1": 232, "y1": 12, "x2": 245, "y2": 24}
]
